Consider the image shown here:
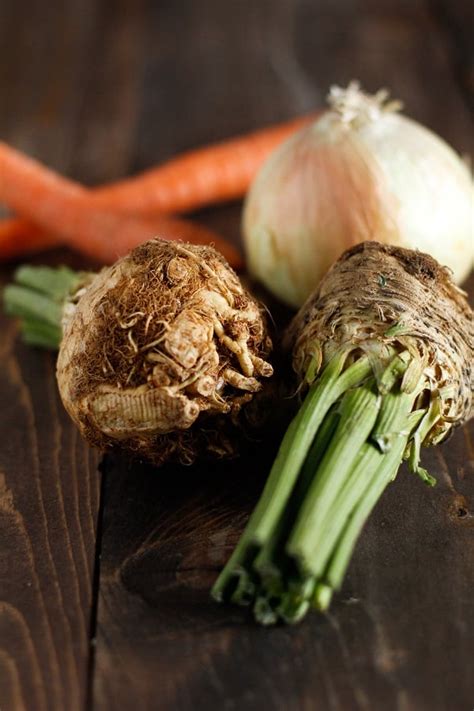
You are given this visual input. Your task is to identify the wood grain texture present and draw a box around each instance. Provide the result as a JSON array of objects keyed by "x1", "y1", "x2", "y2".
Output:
[
  {"x1": 430, "y1": 0, "x2": 474, "y2": 114},
  {"x1": 0, "y1": 0, "x2": 104, "y2": 705},
  {"x1": 0, "y1": 298, "x2": 101, "y2": 711},
  {"x1": 0, "y1": 1, "x2": 119, "y2": 709},
  {"x1": 0, "y1": 0, "x2": 473, "y2": 710}
]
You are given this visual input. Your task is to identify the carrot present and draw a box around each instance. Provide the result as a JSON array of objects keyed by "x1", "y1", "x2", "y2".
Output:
[
  {"x1": 0, "y1": 143, "x2": 242, "y2": 267},
  {"x1": 0, "y1": 218, "x2": 56, "y2": 259},
  {"x1": 0, "y1": 113, "x2": 318, "y2": 261},
  {"x1": 90, "y1": 113, "x2": 318, "y2": 216}
]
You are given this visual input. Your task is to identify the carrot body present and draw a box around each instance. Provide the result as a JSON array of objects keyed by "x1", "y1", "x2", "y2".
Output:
[
  {"x1": 90, "y1": 113, "x2": 318, "y2": 216},
  {"x1": 0, "y1": 113, "x2": 318, "y2": 261},
  {"x1": 0, "y1": 218, "x2": 56, "y2": 259},
  {"x1": 0, "y1": 143, "x2": 242, "y2": 267}
]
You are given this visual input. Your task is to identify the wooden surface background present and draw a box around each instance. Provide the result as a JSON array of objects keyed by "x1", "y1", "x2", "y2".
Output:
[{"x1": 0, "y1": 1, "x2": 473, "y2": 710}]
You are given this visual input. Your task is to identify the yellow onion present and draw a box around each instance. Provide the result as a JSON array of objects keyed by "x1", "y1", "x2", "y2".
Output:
[{"x1": 243, "y1": 82, "x2": 473, "y2": 307}]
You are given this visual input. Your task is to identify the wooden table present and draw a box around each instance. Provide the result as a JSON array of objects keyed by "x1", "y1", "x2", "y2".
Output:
[{"x1": 1, "y1": 1, "x2": 473, "y2": 709}]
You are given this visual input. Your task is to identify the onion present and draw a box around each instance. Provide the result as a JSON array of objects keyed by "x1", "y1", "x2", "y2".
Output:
[{"x1": 243, "y1": 82, "x2": 473, "y2": 308}]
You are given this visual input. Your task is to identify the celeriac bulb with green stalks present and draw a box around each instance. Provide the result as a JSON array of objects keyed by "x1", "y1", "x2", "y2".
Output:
[
  {"x1": 213, "y1": 242, "x2": 473, "y2": 624},
  {"x1": 243, "y1": 81, "x2": 473, "y2": 308}
]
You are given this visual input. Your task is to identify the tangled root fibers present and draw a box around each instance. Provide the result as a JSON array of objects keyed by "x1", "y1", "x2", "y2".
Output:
[{"x1": 57, "y1": 239, "x2": 273, "y2": 466}]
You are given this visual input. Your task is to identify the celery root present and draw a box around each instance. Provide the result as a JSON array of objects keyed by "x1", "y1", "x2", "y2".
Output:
[
  {"x1": 4, "y1": 239, "x2": 273, "y2": 466},
  {"x1": 213, "y1": 242, "x2": 473, "y2": 624}
]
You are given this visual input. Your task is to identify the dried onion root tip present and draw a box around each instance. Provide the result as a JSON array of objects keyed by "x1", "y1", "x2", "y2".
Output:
[
  {"x1": 4, "y1": 239, "x2": 273, "y2": 466},
  {"x1": 212, "y1": 242, "x2": 473, "y2": 624}
]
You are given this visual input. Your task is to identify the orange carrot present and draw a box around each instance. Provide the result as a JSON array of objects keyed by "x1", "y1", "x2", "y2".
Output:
[
  {"x1": 90, "y1": 113, "x2": 318, "y2": 216},
  {"x1": 0, "y1": 113, "x2": 318, "y2": 261},
  {"x1": 0, "y1": 143, "x2": 242, "y2": 267},
  {"x1": 0, "y1": 218, "x2": 56, "y2": 259}
]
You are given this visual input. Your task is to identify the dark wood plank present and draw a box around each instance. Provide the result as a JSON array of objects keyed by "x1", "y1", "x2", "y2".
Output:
[
  {"x1": 430, "y1": 0, "x2": 474, "y2": 114},
  {"x1": 0, "y1": 1, "x2": 138, "y2": 708},
  {"x1": 69, "y1": 0, "x2": 148, "y2": 185},
  {"x1": 0, "y1": 285, "x2": 101, "y2": 711},
  {"x1": 90, "y1": 1, "x2": 474, "y2": 710},
  {"x1": 0, "y1": 0, "x2": 93, "y2": 167},
  {"x1": 0, "y1": 1, "x2": 104, "y2": 706}
]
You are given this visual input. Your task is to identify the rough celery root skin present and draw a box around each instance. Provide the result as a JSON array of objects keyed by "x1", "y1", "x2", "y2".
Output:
[
  {"x1": 287, "y1": 242, "x2": 473, "y2": 439},
  {"x1": 56, "y1": 239, "x2": 273, "y2": 466},
  {"x1": 211, "y1": 241, "x2": 473, "y2": 624}
]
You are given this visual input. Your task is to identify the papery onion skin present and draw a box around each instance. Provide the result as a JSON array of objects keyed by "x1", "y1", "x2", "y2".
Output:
[{"x1": 243, "y1": 86, "x2": 474, "y2": 308}]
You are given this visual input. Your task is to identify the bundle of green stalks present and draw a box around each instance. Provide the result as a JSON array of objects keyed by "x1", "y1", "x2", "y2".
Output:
[{"x1": 213, "y1": 242, "x2": 473, "y2": 624}]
